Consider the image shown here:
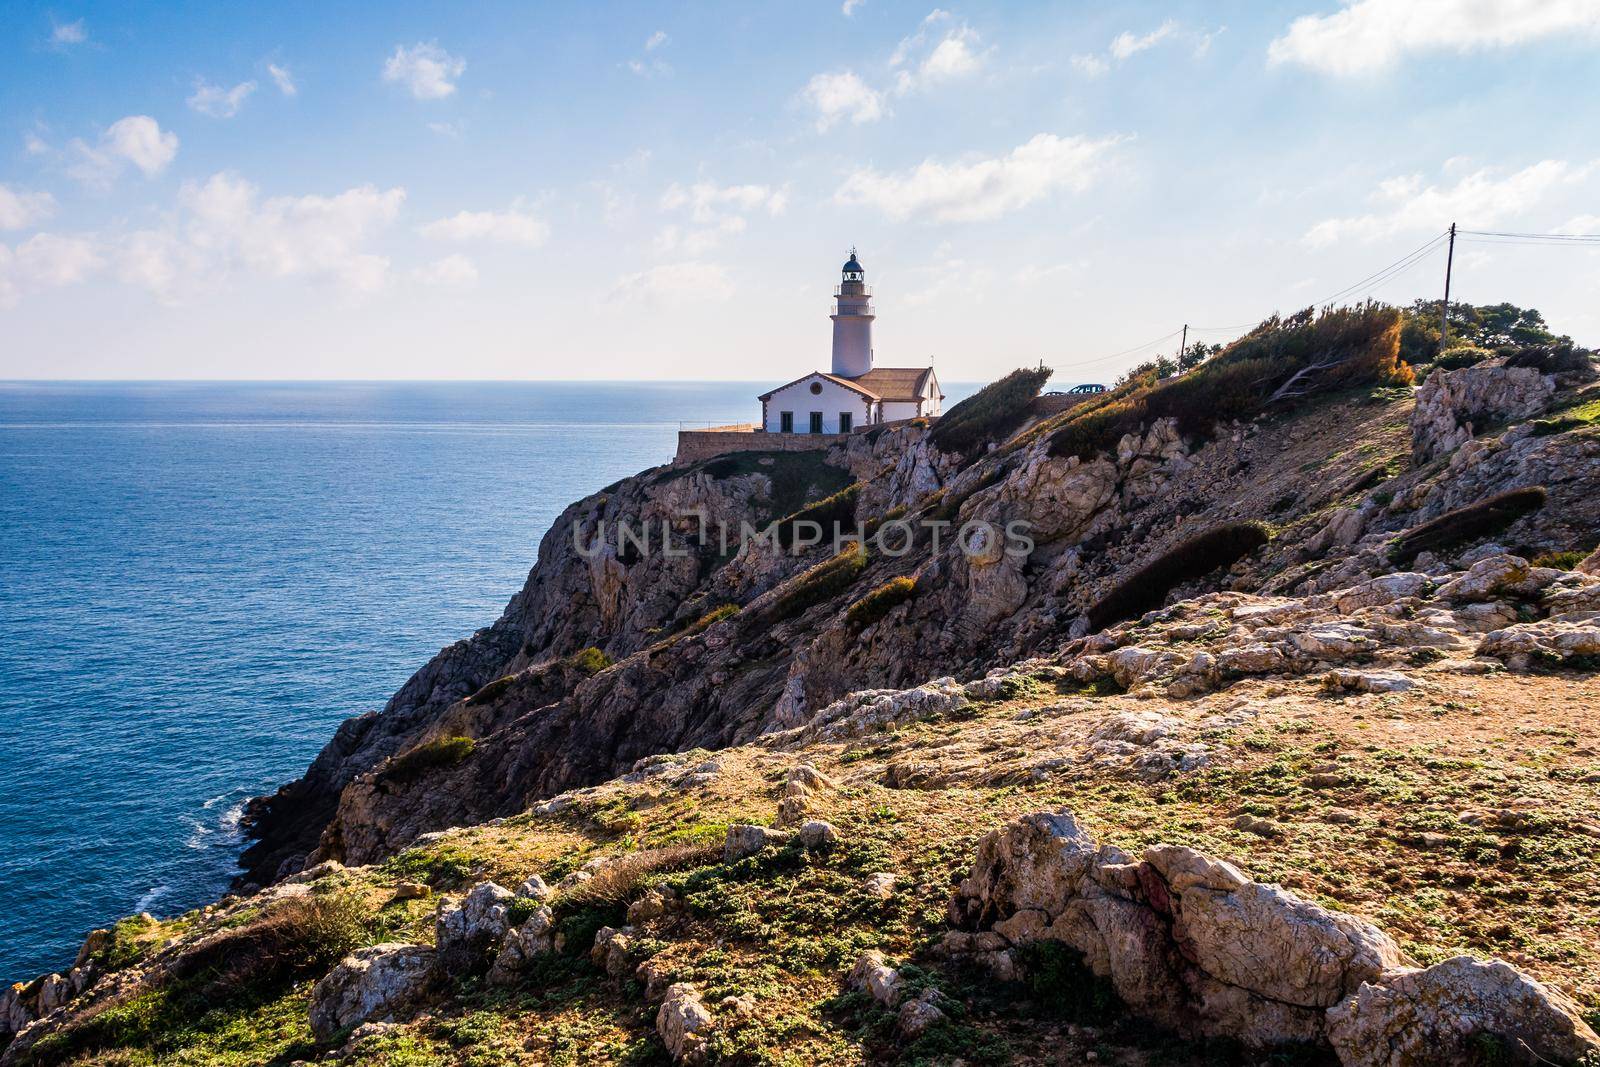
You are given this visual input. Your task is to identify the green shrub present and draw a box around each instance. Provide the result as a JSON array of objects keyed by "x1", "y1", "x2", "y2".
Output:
[
  {"x1": 379, "y1": 736, "x2": 476, "y2": 786},
  {"x1": 1532, "y1": 550, "x2": 1587, "y2": 570},
  {"x1": 1435, "y1": 346, "x2": 1493, "y2": 370},
  {"x1": 775, "y1": 482, "x2": 861, "y2": 549},
  {"x1": 566, "y1": 646, "x2": 612, "y2": 675},
  {"x1": 559, "y1": 844, "x2": 720, "y2": 910},
  {"x1": 761, "y1": 543, "x2": 869, "y2": 623},
  {"x1": 683, "y1": 603, "x2": 738, "y2": 636},
  {"x1": 1048, "y1": 305, "x2": 1410, "y2": 463},
  {"x1": 1086, "y1": 522, "x2": 1271, "y2": 632},
  {"x1": 928, "y1": 366, "x2": 1053, "y2": 456},
  {"x1": 384, "y1": 844, "x2": 476, "y2": 888},
  {"x1": 1503, "y1": 341, "x2": 1595, "y2": 375},
  {"x1": 1388, "y1": 487, "x2": 1547, "y2": 565},
  {"x1": 845, "y1": 576, "x2": 918, "y2": 630},
  {"x1": 1016, "y1": 940, "x2": 1119, "y2": 1024},
  {"x1": 463, "y1": 675, "x2": 515, "y2": 706}
]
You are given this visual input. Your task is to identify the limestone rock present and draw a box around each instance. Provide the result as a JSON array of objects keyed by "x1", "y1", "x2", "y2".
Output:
[
  {"x1": 723, "y1": 824, "x2": 793, "y2": 862},
  {"x1": 1436, "y1": 554, "x2": 1531, "y2": 602},
  {"x1": 486, "y1": 906, "x2": 556, "y2": 986},
  {"x1": 863, "y1": 873, "x2": 897, "y2": 900},
  {"x1": 947, "y1": 809, "x2": 1408, "y2": 1047},
  {"x1": 1412, "y1": 365, "x2": 1555, "y2": 462},
  {"x1": 1479, "y1": 616, "x2": 1600, "y2": 670},
  {"x1": 1333, "y1": 573, "x2": 1432, "y2": 613},
  {"x1": 435, "y1": 881, "x2": 514, "y2": 974},
  {"x1": 590, "y1": 926, "x2": 636, "y2": 978},
  {"x1": 896, "y1": 989, "x2": 947, "y2": 1037},
  {"x1": 657, "y1": 982, "x2": 713, "y2": 1063},
  {"x1": 797, "y1": 820, "x2": 838, "y2": 850},
  {"x1": 308, "y1": 943, "x2": 435, "y2": 1042},
  {"x1": 1326, "y1": 957, "x2": 1600, "y2": 1067},
  {"x1": 1322, "y1": 669, "x2": 1414, "y2": 695},
  {"x1": 516, "y1": 874, "x2": 554, "y2": 901},
  {"x1": 848, "y1": 950, "x2": 902, "y2": 1007}
]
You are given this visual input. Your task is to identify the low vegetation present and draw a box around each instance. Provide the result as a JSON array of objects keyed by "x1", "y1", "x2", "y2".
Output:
[
  {"x1": 565, "y1": 647, "x2": 613, "y2": 675},
  {"x1": 759, "y1": 543, "x2": 869, "y2": 624},
  {"x1": 776, "y1": 482, "x2": 862, "y2": 549},
  {"x1": 927, "y1": 366, "x2": 1052, "y2": 457},
  {"x1": 1086, "y1": 522, "x2": 1271, "y2": 632},
  {"x1": 1388, "y1": 486, "x2": 1547, "y2": 565},
  {"x1": 1048, "y1": 304, "x2": 1412, "y2": 462},
  {"x1": 844, "y1": 576, "x2": 918, "y2": 631},
  {"x1": 379, "y1": 736, "x2": 477, "y2": 787}
]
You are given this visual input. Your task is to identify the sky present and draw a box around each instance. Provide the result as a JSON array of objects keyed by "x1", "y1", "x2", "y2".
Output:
[{"x1": 3, "y1": 0, "x2": 1600, "y2": 382}]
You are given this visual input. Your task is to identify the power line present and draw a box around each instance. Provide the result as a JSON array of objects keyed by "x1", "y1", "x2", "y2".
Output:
[{"x1": 1459, "y1": 228, "x2": 1600, "y2": 242}]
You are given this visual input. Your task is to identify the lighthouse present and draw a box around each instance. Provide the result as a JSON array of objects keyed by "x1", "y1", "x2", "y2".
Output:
[
  {"x1": 830, "y1": 249, "x2": 874, "y2": 378},
  {"x1": 754, "y1": 250, "x2": 943, "y2": 435}
]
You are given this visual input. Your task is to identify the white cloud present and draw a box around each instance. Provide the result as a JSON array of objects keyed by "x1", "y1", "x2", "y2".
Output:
[
  {"x1": 50, "y1": 18, "x2": 86, "y2": 46},
  {"x1": 1074, "y1": 19, "x2": 1199, "y2": 75},
  {"x1": 0, "y1": 233, "x2": 104, "y2": 307},
  {"x1": 800, "y1": 71, "x2": 887, "y2": 131},
  {"x1": 655, "y1": 180, "x2": 786, "y2": 254},
  {"x1": 268, "y1": 64, "x2": 297, "y2": 96},
  {"x1": 383, "y1": 42, "x2": 465, "y2": 100},
  {"x1": 65, "y1": 116, "x2": 180, "y2": 188},
  {"x1": 419, "y1": 203, "x2": 550, "y2": 247},
  {"x1": 1268, "y1": 0, "x2": 1600, "y2": 76},
  {"x1": 413, "y1": 254, "x2": 478, "y2": 287},
  {"x1": 0, "y1": 185, "x2": 56, "y2": 230},
  {"x1": 609, "y1": 261, "x2": 733, "y2": 306},
  {"x1": 179, "y1": 173, "x2": 404, "y2": 291},
  {"x1": 1070, "y1": 53, "x2": 1110, "y2": 77},
  {"x1": 1, "y1": 173, "x2": 408, "y2": 306},
  {"x1": 1304, "y1": 160, "x2": 1593, "y2": 246},
  {"x1": 188, "y1": 79, "x2": 257, "y2": 118},
  {"x1": 1109, "y1": 20, "x2": 1177, "y2": 60},
  {"x1": 842, "y1": 0, "x2": 865, "y2": 15},
  {"x1": 14, "y1": 233, "x2": 102, "y2": 285},
  {"x1": 645, "y1": 30, "x2": 668, "y2": 51},
  {"x1": 660, "y1": 182, "x2": 787, "y2": 223},
  {"x1": 890, "y1": 12, "x2": 987, "y2": 93},
  {"x1": 836, "y1": 132, "x2": 1127, "y2": 223}
]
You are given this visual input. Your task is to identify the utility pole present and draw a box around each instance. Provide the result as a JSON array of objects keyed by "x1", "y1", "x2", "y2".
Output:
[
  {"x1": 1439, "y1": 223, "x2": 1456, "y2": 356},
  {"x1": 1179, "y1": 323, "x2": 1188, "y2": 363}
]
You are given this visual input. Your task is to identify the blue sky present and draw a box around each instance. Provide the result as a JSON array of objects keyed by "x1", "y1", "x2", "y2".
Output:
[{"x1": 3, "y1": 0, "x2": 1599, "y2": 381}]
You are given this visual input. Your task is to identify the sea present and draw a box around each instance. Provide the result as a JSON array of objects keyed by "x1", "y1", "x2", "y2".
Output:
[
  {"x1": 0, "y1": 380, "x2": 786, "y2": 984},
  {"x1": 0, "y1": 379, "x2": 984, "y2": 984}
]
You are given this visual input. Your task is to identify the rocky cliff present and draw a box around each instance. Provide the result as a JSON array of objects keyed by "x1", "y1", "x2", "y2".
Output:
[{"x1": 8, "y1": 305, "x2": 1600, "y2": 1066}]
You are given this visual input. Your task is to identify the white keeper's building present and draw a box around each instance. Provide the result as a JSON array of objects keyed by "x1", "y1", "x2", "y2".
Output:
[{"x1": 757, "y1": 252, "x2": 943, "y2": 434}]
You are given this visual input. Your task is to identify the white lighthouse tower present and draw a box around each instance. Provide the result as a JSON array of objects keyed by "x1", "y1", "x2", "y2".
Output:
[
  {"x1": 830, "y1": 249, "x2": 874, "y2": 378},
  {"x1": 753, "y1": 250, "x2": 942, "y2": 436}
]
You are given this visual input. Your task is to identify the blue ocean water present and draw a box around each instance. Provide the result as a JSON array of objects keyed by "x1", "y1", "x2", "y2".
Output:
[{"x1": 0, "y1": 381, "x2": 779, "y2": 984}]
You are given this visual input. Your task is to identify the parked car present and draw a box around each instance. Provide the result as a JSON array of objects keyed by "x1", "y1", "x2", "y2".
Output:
[{"x1": 1068, "y1": 383, "x2": 1107, "y2": 394}]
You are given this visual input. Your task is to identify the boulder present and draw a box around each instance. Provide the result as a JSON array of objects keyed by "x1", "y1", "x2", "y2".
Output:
[
  {"x1": 946, "y1": 810, "x2": 1407, "y2": 1047},
  {"x1": 308, "y1": 943, "x2": 434, "y2": 1042},
  {"x1": 590, "y1": 925, "x2": 636, "y2": 978},
  {"x1": 516, "y1": 873, "x2": 554, "y2": 901},
  {"x1": 1322, "y1": 669, "x2": 1414, "y2": 695},
  {"x1": 1326, "y1": 957, "x2": 1600, "y2": 1067},
  {"x1": 723, "y1": 824, "x2": 793, "y2": 862},
  {"x1": 1412, "y1": 365, "x2": 1555, "y2": 462},
  {"x1": 797, "y1": 820, "x2": 838, "y2": 850},
  {"x1": 486, "y1": 906, "x2": 556, "y2": 986},
  {"x1": 1435, "y1": 555, "x2": 1531, "y2": 602},
  {"x1": 434, "y1": 881, "x2": 514, "y2": 974},
  {"x1": 1479, "y1": 617, "x2": 1600, "y2": 670},
  {"x1": 897, "y1": 989, "x2": 947, "y2": 1037},
  {"x1": 657, "y1": 983, "x2": 713, "y2": 1063},
  {"x1": 848, "y1": 950, "x2": 902, "y2": 1007}
]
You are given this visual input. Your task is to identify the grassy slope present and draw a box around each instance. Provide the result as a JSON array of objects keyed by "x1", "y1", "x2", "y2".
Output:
[{"x1": 40, "y1": 653, "x2": 1600, "y2": 1066}]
